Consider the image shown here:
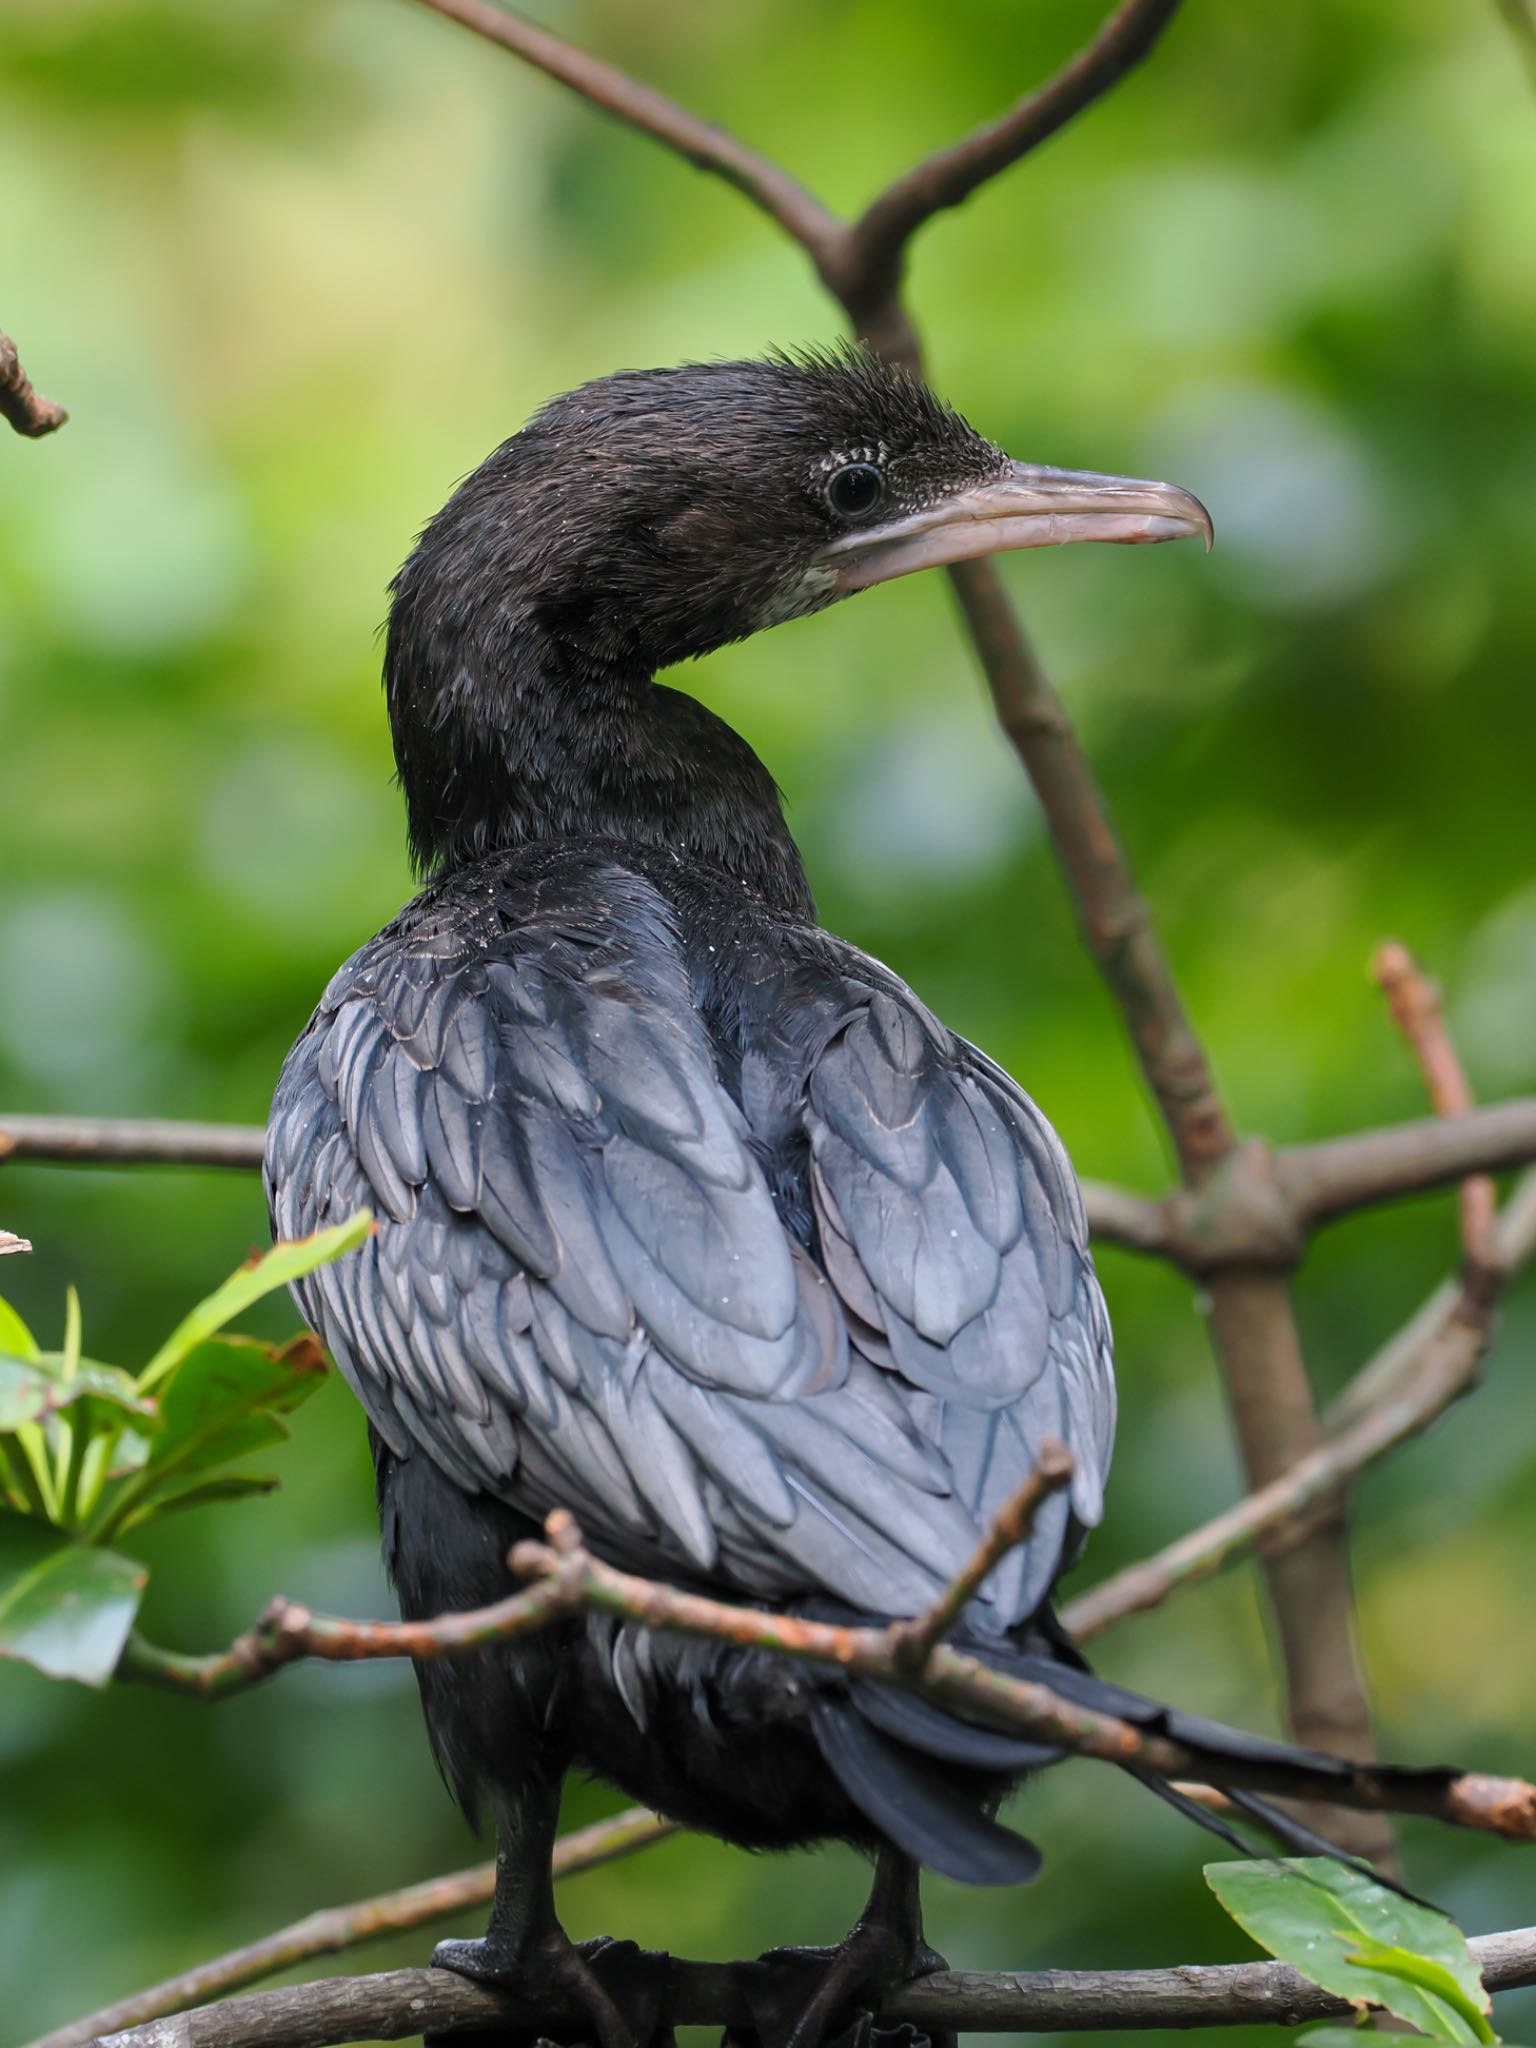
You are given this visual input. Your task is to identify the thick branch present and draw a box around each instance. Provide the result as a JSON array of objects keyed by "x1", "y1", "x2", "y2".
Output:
[
  {"x1": 80, "y1": 1927, "x2": 1536, "y2": 2045},
  {"x1": 24, "y1": 1809, "x2": 673, "y2": 2048},
  {"x1": 0, "y1": 329, "x2": 67, "y2": 438}
]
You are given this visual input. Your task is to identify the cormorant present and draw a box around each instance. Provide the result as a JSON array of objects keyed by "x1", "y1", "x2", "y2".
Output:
[{"x1": 265, "y1": 349, "x2": 1372, "y2": 2048}]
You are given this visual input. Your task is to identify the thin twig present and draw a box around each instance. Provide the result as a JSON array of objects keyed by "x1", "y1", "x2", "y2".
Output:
[
  {"x1": 406, "y1": 0, "x2": 842, "y2": 271},
  {"x1": 843, "y1": 0, "x2": 1186, "y2": 316},
  {"x1": 0, "y1": 1114, "x2": 266, "y2": 1170},
  {"x1": 0, "y1": 329, "x2": 67, "y2": 438},
  {"x1": 72, "y1": 1927, "x2": 1536, "y2": 2045},
  {"x1": 1375, "y1": 941, "x2": 1500, "y2": 1287},
  {"x1": 890, "y1": 1439, "x2": 1074, "y2": 1670},
  {"x1": 113, "y1": 1506, "x2": 1536, "y2": 1842},
  {"x1": 22, "y1": 1810, "x2": 674, "y2": 2048}
]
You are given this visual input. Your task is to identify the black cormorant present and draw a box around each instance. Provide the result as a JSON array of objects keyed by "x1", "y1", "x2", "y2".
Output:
[{"x1": 266, "y1": 349, "x2": 1376, "y2": 2048}]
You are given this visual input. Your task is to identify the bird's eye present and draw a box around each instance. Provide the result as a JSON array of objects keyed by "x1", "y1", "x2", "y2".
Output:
[{"x1": 825, "y1": 462, "x2": 885, "y2": 520}]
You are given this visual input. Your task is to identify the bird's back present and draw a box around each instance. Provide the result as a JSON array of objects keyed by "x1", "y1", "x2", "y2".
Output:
[{"x1": 267, "y1": 837, "x2": 1114, "y2": 1636}]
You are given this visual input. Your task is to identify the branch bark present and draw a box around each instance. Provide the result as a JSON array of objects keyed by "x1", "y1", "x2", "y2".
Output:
[
  {"x1": 76, "y1": 1925, "x2": 1536, "y2": 2046},
  {"x1": 114, "y1": 1506, "x2": 1536, "y2": 1844},
  {"x1": 0, "y1": 329, "x2": 67, "y2": 438},
  {"x1": 1063, "y1": 1169, "x2": 1536, "y2": 1636}
]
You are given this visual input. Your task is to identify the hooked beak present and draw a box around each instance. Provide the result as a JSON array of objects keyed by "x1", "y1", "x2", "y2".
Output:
[{"x1": 819, "y1": 461, "x2": 1214, "y2": 595}]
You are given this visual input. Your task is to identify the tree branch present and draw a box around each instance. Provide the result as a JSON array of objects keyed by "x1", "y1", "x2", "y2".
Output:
[
  {"x1": 76, "y1": 1925, "x2": 1536, "y2": 2045},
  {"x1": 114, "y1": 1505, "x2": 1536, "y2": 1842},
  {"x1": 405, "y1": 0, "x2": 843, "y2": 272},
  {"x1": 842, "y1": 0, "x2": 1186, "y2": 318},
  {"x1": 22, "y1": 1809, "x2": 674, "y2": 2048},
  {"x1": 1374, "y1": 941, "x2": 1499, "y2": 1286},
  {"x1": 1063, "y1": 1165, "x2": 1536, "y2": 1639},
  {"x1": 0, "y1": 329, "x2": 67, "y2": 439}
]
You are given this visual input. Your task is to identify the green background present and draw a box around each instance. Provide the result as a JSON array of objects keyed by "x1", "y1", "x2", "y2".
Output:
[{"x1": 2, "y1": 2, "x2": 1534, "y2": 2042}]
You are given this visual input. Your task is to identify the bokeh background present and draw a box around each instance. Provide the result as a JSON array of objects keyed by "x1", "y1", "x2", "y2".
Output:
[{"x1": 3, "y1": 1, "x2": 1535, "y2": 2043}]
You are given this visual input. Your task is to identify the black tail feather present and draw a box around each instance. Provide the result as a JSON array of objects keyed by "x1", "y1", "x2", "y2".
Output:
[
  {"x1": 849, "y1": 1676, "x2": 1064, "y2": 1772},
  {"x1": 809, "y1": 1699, "x2": 1043, "y2": 1886}
]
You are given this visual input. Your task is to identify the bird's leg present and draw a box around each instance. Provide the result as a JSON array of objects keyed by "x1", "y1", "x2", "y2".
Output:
[
  {"x1": 729, "y1": 1847, "x2": 954, "y2": 2048},
  {"x1": 430, "y1": 1771, "x2": 670, "y2": 2048}
]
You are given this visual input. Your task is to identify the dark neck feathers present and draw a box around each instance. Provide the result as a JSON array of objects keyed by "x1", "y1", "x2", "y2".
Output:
[{"x1": 385, "y1": 588, "x2": 814, "y2": 918}]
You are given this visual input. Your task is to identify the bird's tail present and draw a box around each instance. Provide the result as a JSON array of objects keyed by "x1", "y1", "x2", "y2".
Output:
[{"x1": 809, "y1": 1620, "x2": 1454, "y2": 1890}]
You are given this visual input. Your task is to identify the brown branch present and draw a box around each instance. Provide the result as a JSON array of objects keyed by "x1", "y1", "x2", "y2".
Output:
[
  {"x1": 22, "y1": 1809, "x2": 674, "y2": 2048},
  {"x1": 889, "y1": 1440, "x2": 1074, "y2": 1670},
  {"x1": 842, "y1": 0, "x2": 1186, "y2": 318},
  {"x1": 12, "y1": 1105, "x2": 1536, "y2": 1261},
  {"x1": 1374, "y1": 941, "x2": 1499, "y2": 1286},
  {"x1": 0, "y1": 329, "x2": 67, "y2": 438},
  {"x1": 74, "y1": 1926, "x2": 1536, "y2": 2045},
  {"x1": 1064, "y1": 1165, "x2": 1536, "y2": 1640},
  {"x1": 405, "y1": 0, "x2": 843, "y2": 273},
  {"x1": 0, "y1": 1113, "x2": 266, "y2": 1170},
  {"x1": 115, "y1": 1506, "x2": 1536, "y2": 1843}
]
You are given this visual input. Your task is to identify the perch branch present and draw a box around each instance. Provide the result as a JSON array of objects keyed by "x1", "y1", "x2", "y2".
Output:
[
  {"x1": 115, "y1": 1506, "x2": 1536, "y2": 1842},
  {"x1": 23, "y1": 1809, "x2": 674, "y2": 2048},
  {"x1": 71, "y1": 1925, "x2": 1536, "y2": 2045},
  {"x1": 0, "y1": 329, "x2": 67, "y2": 438}
]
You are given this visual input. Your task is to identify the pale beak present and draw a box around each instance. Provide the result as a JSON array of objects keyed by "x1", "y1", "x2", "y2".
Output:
[{"x1": 819, "y1": 461, "x2": 1214, "y2": 594}]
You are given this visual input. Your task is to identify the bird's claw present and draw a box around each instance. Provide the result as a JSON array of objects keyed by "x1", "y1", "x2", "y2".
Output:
[
  {"x1": 723, "y1": 1926, "x2": 955, "y2": 2048},
  {"x1": 429, "y1": 1928, "x2": 673, "y2": 2048}
]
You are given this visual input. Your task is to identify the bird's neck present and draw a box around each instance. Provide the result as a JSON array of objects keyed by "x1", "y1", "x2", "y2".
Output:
[{"x1": 387, "y1": 608, "x2": 814, "y2": 916}]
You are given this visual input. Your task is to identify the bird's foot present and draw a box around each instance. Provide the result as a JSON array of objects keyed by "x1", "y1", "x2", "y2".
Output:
[
  {"x1": 430, "y1": 1929, "x2": 672, "y2": 2048},
  {"x1": 725, "y1": 1922, "x2": 954, "y2": 2048}
]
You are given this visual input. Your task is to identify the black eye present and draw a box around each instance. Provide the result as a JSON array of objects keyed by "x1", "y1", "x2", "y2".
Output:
[{"x1": 825, "y1": 462, "x2": 885, "y2": 520}]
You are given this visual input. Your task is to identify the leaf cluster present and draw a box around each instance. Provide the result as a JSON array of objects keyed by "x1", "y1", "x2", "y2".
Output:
[{"x1": 0, "y1": 1212, "x2": 371, "y2": 1685}]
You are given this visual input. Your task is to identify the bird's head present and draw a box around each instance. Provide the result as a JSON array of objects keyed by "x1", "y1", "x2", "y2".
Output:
[{"x1": 391, "y1": 345, "x2": 1211, "y2": 678}]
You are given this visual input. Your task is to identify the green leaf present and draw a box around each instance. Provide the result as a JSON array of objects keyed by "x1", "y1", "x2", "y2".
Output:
[
  {"x1": 0, "y1": 1355, "x2": 157, "y2": 1432},
  {"x1": 1207, "y1": 1860, "x2": 1491, "y2": 2043},
  {"x1": 1347, "y1": 1942, "x2": 1496, "y2": 2044},
  {"x1": 133, "y1": 1472, "x2": 279, "y2": 1520},
  {"x1": 93, "y1": 1333, "x2": 327, "y2": 1537},
  {"x1": 138, "y1": 1212, "x2": 371, "y2": 1391},
  {"x1": 0, "y1": 1296, "x2": 38, "y2": 1360},
  {"x1": 0, "y1": 1517, "x2": 146, "y2": 1684}
]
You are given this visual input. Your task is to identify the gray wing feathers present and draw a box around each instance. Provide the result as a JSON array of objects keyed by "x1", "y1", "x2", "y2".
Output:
[{"x1": 266, "y1": 864, "x2": 1115, "y2": 1630}]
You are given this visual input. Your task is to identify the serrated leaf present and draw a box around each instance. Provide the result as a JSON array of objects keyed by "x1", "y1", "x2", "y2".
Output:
[
  {"x1": 138, "y1": 1213, "x2": 371, "y2": 1391},
  {"x1": 1207, "y1": 1859, "x2": 1489, "y2": 2042},
  {"x1": 0, "y1": 1518, "x2": 146, "y2": 1684}
]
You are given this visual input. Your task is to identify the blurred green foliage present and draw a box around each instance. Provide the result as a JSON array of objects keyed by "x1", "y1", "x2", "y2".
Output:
[{"x1": 1, "y1": 1, "x2": 1534, "y2": 2042}]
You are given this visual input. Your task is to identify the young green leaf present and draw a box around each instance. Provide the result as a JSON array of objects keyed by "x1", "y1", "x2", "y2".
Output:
[
  {"x1": 92, "y1": 1334, "x2": 327, "y2": 1539},
  {"x1": 1207, "y1": 1859, "x2": 1492, "y2": 2043},
  {"x1": 0, "y1": 1295, "x2": 39, "y2": 1360},
  {"x1": 0, "y1": 1356, "x2": 157, "y2": 1433},
  {"x1": 0, "y1": 1517, "x2": 146, "y2": 1685},
  {"x1": 137, "y1": 1212, "x2": 371, "y2": 1392}
]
